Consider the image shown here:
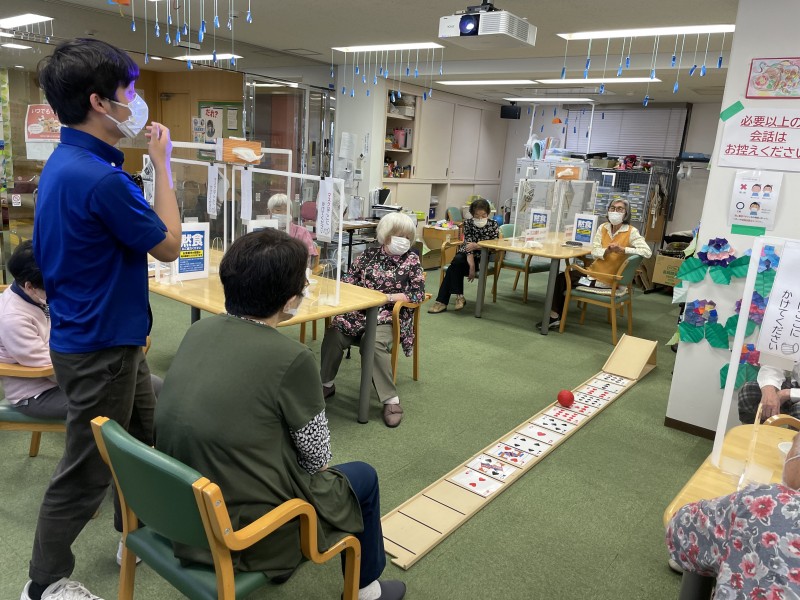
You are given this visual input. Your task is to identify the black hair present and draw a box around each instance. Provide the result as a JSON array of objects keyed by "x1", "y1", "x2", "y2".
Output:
[
  {"x1": 764, "y1": 185, "x2": 773, "y2": 190},
  {"x1": 8, "y1": 241, "x2": 44, "y2": 288},
  {"x1": 37, "y1": 38, "x2": 139, "y2": 126},
  {"x1": 750, "y1": 202, "x2": 760, "y2": 209},
  {"x1": 220, "y1": 229, "x2": 308, "y2": 319},
  {"x1": 469, "y1": 198, "x2": 491, "y2": 216}
]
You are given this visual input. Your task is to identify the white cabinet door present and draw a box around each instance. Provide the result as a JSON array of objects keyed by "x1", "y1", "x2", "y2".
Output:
[
  {"x1": 414, "y1": 99, "x2": 454, "y2": 180},
  {"x1": 395, "y1": 183, "x2": 433, "y2": 213},
  {"x1": 475, "y1": 108, "x2": 508, "y2": 181},
  {"x1": 448, "y1": 105, "x2": 481, "y2": 180}
]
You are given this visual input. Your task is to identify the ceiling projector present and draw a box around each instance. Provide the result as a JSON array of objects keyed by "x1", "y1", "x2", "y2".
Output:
[{"x1": 439, "y1": 0, "x2": 536, "y2": 49}]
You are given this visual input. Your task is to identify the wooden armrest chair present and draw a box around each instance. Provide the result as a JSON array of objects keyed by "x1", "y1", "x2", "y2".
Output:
[
  {"x1": 764, "y1": 414, "x2": 800, "y2": 429},
  {"x1": 438, "y1": 231, "x2": 502, "y2": 300},
  {"x1": 493, "y1": 224, "x2": 549, "y2": 304},
  {"x1": 558, "y1": 254, "x2": 643, "y2": 345},
  {"x1": 91, "y1": 416, "x2": 361, "y2": 600},
  {"x1": 0, "y1": 363, "x2": 64, "y2": 457},
  {"x1": 391, "y1": 293, "x2": 432, "y2": 383}
]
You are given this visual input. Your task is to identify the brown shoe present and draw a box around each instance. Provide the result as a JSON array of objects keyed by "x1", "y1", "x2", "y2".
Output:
[
  {"x1": 454, "y1": 295, "x2": 466, "y2": 311},
  {"x1": 383, "y1": 403, "x2": 404, "y2": 427},
  {"x1": 323, "y1": 384, "x2": 335, "y2": 399},
  {"x1": 428, "y1": 301, "x2": 447, "y2": 314}
]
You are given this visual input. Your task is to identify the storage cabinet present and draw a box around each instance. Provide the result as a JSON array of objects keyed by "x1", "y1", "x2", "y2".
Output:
[
  {"x1": 475, "y1": 108, "x2": 508, "y2": 181},
  {"x1": 414, "y1": 99, "x2": 454, "y2": 180},
  {"x1": 448, "y1": 105, "x2": 480, "y2": 180},
  {"x1": 384, "y1": 93, "x2": 418, "y2": 179}
]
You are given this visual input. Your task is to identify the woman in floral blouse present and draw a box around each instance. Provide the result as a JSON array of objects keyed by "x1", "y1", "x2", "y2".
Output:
[
  {"x1": 428, "y1": 198, "x2": 499, "y2": 314},
  {"x1": 320, "y1": 213, "x2": 425, "y2": 428},
  {"x1": 666, "y1": 433, "x2": 800, "y2": 599}
]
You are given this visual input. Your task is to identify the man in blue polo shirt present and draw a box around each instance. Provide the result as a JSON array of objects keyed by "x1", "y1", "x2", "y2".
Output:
[{"x1": 22, "y1": 39, "x2": 181, "y2": 600}]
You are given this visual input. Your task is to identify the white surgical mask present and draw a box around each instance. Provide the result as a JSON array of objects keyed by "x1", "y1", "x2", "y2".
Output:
[
  {"x1": 387, "y1": 236, "x2": 411, "y2": 255},
  {"x1": 607, "y1": 212, "x2": 624, "y2": 226},
  {"x1": 106, "y1": 93, "x2": 149, "y2": 138},
  {"x1": 473, "y1": 218, "x2": 488, "y2": 228},
  {"x1": 283, "y1": 295, "x2": 302, "y2": 317}
]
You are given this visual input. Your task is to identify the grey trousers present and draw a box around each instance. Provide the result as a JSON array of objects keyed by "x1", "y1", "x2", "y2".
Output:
[
  {"x1": 29, "y1": 346, "x2": 156, "y2": 586},
  {"x1": 738, "y1": 379, "x2": 800, "y2": 424},
  {"x1": 320, "y1": 324, "x2": 398, "y2": 403}
]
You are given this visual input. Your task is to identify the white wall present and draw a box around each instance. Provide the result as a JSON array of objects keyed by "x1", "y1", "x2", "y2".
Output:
[{"x1": 666, "y1": 0, "x2": 800, "y2": 433}]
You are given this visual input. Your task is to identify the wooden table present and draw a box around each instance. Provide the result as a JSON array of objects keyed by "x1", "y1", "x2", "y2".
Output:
[
  {"x1": 475, "y1": 238, "x2": 590, "y2": 335},
  {"x1": 149, "y1": 275, "x2": 387, "y2": 423},
  {"x1": 663, "y1": 424, "x2": 795, "y2": 527}
]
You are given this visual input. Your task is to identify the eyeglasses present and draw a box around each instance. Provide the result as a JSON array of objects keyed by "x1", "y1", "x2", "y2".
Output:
[{"x1": 607, "y1": 206, "x2": 627, "y2": 213}]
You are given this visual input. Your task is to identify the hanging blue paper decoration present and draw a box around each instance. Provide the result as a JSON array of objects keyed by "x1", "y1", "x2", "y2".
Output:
[
  {"x1": 366, "y1": 89, "x2": 371, "y2": 97},
  {"x1": 187, "y1": 60, "x2": 193, "y2": 70},
  {"x1": 214, "y1": 14, "x2": 219, "y2": 28},
  {"x1": 212, "y1": 49, "x2": 217, "y2": 63},
  {"x1": 183, "y1": 23, "x2": 188, "y2": 35},
  {"x1": 175, "y1": 29, "x2": 181, "y2": 43},
  {"x1": 246, "y1": 11, "x2": 252, "y2": 24},
  {"x1": 599, "y1": 83, "x2": 606, "y2": 94},
  {"x1": 231, "y1": 56, "x2": 236, "y2": 66},
  {"x1": 423, "y1": 91, "x2": 428, "y2": 101},
  {"x1": 673, "y1": 81, "x2": 679, "y2": 93},
  {"x1": 643, "y1": 95, "x2": 650, "y2": 107},
  {"x1": 560, "y1": 66, "x2": 566, "y2": 79},
  {"x1": 165, "y1": 31, "x2": 171, "y2": 44}
]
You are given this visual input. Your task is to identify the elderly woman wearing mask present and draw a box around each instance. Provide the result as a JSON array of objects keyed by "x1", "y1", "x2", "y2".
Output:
[
  {"x1": 268, "y1": 192, "x2": 318, "y2": 258},
  {"x1": 539, "y1": 197, "x2": 652, "y2": 330},
  {"x1": 428, "y1": 197, "x2": 499, "y2": 314},
  {"x1": 320, "y1": 212, "x2": 425, "y2": 428}
]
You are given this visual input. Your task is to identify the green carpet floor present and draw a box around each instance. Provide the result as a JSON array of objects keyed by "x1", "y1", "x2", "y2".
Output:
[{"x1": 0, "y1": 270, "x2": 711, "y2": 599}]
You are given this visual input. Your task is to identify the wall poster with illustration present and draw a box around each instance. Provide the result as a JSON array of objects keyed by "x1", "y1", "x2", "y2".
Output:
[
  {"x1": 746, "y1": 57, "x2": 800, "y2": 98},
  {"x1": 196, "y1": 101, "x2": 244, "y2": 160}
]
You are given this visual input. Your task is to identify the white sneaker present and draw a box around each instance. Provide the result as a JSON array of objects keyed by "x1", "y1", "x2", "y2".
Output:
[
  {"x1": 20, "y1": 578, "x2": 103, "y2": 600},
  {"x1": 116, "y1": 539, "x2": 142, "y2": 567}
]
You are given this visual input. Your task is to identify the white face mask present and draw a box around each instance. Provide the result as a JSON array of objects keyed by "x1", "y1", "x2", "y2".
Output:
[
  {"x1": 387, "y1": 236, "x2": 411, "y2": 255},
  {"x1": 106, "y1": 93, "x2": 149, "y2": 138},
  {"x1": 607, "y1": 212, "x2": 624, "y2": 226},
  {"x1": 473, "y1": 218, "x2": 488, "y2": 228},
  {"x1": 283, "y1": 295, "x2": 303, "y2": 317}
]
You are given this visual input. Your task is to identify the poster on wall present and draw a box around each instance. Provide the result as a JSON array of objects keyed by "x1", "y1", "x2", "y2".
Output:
[
  {"x1": 729, "y1": 171, "x2": 783, "y2": 230},
  {"x1": 191, "y1": 117, "x2": 206, "y2": 143},
  {"x1": 177, "y1": 222, "x2": 209, "y2": 281},
  {"x1": 718, "y1": 107, "x2": 800, "y2": 172},
  {"x1": 201, "y1": 106, "x2": 223, "y2": 143},
  {"x1": 757, "y1": 240, "x2": 800, "y2": 363},
  {"x1": 746, "y1": 58, "x2": 800, "y2": 99},
  {"x1": 25, "y1": 104, "x2": 61, "y2": 160}
]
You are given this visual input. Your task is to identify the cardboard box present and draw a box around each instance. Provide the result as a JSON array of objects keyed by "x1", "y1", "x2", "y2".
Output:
[{"x1": 652, "y1": 254, "x2": 684, "y2": 286}]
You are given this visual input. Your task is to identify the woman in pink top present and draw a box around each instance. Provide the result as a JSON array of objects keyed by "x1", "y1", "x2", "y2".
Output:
[
  {"x1": 0, "y1": 241, "x2": 65, "y2": 419},
  {"x1": 268, "y1": 193, "x2": 319, "y2": 258}
]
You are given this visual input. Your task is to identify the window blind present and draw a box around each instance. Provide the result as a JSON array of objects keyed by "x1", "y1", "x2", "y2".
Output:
[{"x1": 565, "y1": 106, "x2": 687, "y2": 158}]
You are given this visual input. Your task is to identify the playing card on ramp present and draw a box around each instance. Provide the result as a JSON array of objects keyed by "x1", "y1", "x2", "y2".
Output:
[
  {"x1": 517, "y1": 423, "x2": 562, "y2": 445},
  {"x1": 486, "y1": 443, "x2": 535, "y2": 467},
  {"x1": 531, "y1": 414, "x2": 577, "y2": 434},
  {"x1": 449, "y1": 467, "x2": 502, "y2": 497},
  {"x1": 467, "y1": 454, "x2": 519, "y2": 482},
  {"x1": 501, "y1": 433, "x2": 549, "y2": 456}
]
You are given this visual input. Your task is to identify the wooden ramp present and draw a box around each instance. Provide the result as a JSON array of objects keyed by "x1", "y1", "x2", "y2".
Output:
[{"x1": 381, "y1": 335, "x2": 657, "y2": 569}]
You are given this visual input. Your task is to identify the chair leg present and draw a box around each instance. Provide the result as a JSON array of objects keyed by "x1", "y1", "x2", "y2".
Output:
[
  {"x1": 312, "y1": 319, "x2": 318, "y2": 341},
  {"x1": 342, "y1": 544, "x2": 360, "y2": 600},
  {"x1": 558, "y1": 296, "x2": 570, "y2": 333},
  {"x1": 627, "y1": 300, "x2": 634, "y2": 335},
  {"x1": 580, "y1": 303, "x2": 587, "y2": 325},
  {"x1": 513, "y1": 271, "x2": 520, "y2": 291},
  {"x1": 29, "y1": 431, "x2": 42, "y2": 457},
  {"x1": 299, "y1": 322, "x2": 307, "y2": 344},
  {"x1": 412, "y1": 312, "x2": 420, "y2": 381},
  {"x1": 118, "y1": 544, "x2": 138, "y2": 600},
  {"x1": 610, "y1": 302, "x2": 619, "y2": 345},
  {"x1": 522, "y1": 272, "x2": 529, "y2": 304}
]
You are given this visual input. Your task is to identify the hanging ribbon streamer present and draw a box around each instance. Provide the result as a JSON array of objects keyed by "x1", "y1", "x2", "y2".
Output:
[
  {"x1": 617, "y1": 38, "x2": 626, "y2": 77},
  {"x1": 673, "y1": 34, "x2": 685, "y2": 94},
  {"x1": 718, "y1": 32, "x2": 726, "y2": 69},
  {"x1": 366, "y1": 52, "x2": 372, "y2": 96},
  {"x1": 214, "y1": 0, "x2": 220, "y2": 28},
  {"x1": 423, "y1": 49, "x2": 430, "y2": 100},
  {"x1": 671, "y1": 34, "x2": 678, "y2": 67},
  {"x1": 583, "y1": 39, "x2": 592, "y2": 79},
  {"x1": 182, "y1": 0, "x2": 188, "y2": 36},
  {"x1": 341, "y1": 52, "x2": 347, "y2": 95},
  {"x1": 599, "y1": 38, "x2": 610, "y2": 94},
  {"x1": 130, "y1": 0, "x2": 135, "y2": 32},
  {"x1": 650, "y1": 36, "x2": 659, "y2": 80},
  {"x1": 397, "y1": 50, "x2": 403, "y2": 98},
  {"x1": 406, "y1": 52, "x2": 411, "y2": 77},
  {"x1": 415, "y1": 49, "x2": 419, "y2": 78},
  {"x1": 439, "y1": 47, "x2": 444, "y2": 76},
  {"x1": 355, "y1": 51, "x2": 360, "y2": 76},
  {"x1": 186, "y1": 0, "x2": 192, "y2": 69},
  {"x1": 700, "y1": 33, "x2": 710, "y2": 76},
  {"x1": 212, "y1": 7, "x2": 217, "y2": 64},
  {"x1": 246, "y1": 0, "x2": 252, "y2": 23},
  {"x1": 154, "y1": 0, "x2": 160, "y2": 38},
  {"x1": 626, "y1": 37, "x2": 632, "y2": 69},
  {"x1": 561, "y1": 39, "x2": 569, "y2": 79},
  {"x1": 331, "y1": 50, "x2": 335, "y2": 79},
  {"x1": 228, "y1": 0, "x2": 235, "y2": 67},
  {"x1": 428, "y1": 48, "x2": 434, "y2": 98},
  {"x1": 690, "y1": 34, "x2": 700, "y2": 76},
  {"x1": 350, "y1": 50, "x2": 355, "y2": 97},
  {"x1": 143, "y1": 0, "x2": 148, "y2": 62},
  {"x1": 165, "y1": 0, "x2": 172, "y2": 44}
]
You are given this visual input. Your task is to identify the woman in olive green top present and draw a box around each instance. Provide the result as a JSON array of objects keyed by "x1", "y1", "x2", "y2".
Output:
[{"x1": 154, "y1": 229, "x2": 405, "y2": 600}]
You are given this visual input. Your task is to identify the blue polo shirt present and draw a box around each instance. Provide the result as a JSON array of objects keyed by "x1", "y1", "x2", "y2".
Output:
[{"x1": 34, "y1": 128, "x2": 166, "y2": 353}]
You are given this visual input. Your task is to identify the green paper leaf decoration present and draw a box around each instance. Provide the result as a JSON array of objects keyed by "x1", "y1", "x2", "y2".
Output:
[
  {"x1": 676, "y1": 256, "x2": 707, "y2": 283},
  {"x1": 709, "y1": 265, "x2": 732, "y2": 285},
  {"x1": 725, "y1": 314, "x2": 758, "y2": 338},
  {"x1": 666, "y1": 330, "x2": 680, "y2": 346},
  {"x1": 755, "y1": 269, "x2": 776, "y2": 297},
  {"x1": 729, "y1": 255, "x2": 751, "y2": 278},
  {"x1": 705, "y1": 322, "x2": 730, "y2": 349},
  {"x1": 720, "y1": 362, "x2": 761, "y2": 389},
  {"x1": 679, "y1": 321, "x2": 705, "y2": 343}
]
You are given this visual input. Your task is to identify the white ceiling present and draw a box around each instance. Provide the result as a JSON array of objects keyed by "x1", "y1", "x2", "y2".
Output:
[{"x1": 0, "y1": 0, "x2": 739, "y2": 104}]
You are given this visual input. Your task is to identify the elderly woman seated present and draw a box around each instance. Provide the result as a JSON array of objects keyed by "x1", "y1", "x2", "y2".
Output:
[
  {"x1": 320, "y1": 212, "x2": 425, "y2": 428},
  {"x1": 268, "y1": 192, "x2": 318, "y2": 258},
  {"x1": 155, "y1": 229, "x2": 405, "y2": 600}
]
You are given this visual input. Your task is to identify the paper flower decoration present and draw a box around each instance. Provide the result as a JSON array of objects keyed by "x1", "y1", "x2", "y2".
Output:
[
  {"x1": 735, "y1": 291, "x2": 767, "y2": 325},
  {"x1": 739, "y1": 343, "x2": 761, "y2": 366},
  {"x1": 684, "y1": 299, "x2": 718, "y2": 326},
  {"x1": 697, "y1": 237, "x2": 736, "y2": 267},
  {"x1": 759, "y1": 245, "x2": 780, "y2": 272}
]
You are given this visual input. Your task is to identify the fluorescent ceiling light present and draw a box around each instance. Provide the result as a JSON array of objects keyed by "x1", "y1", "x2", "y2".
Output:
[
  {"x1": 558, "y1": 24, "x2": 735, "y2": 41},
  {"x1": 332, "y1": 42, "x2": 443, "y2": 53},
  {"x1": 437, "y1": 79, "x2": 536, "y2": 86},
  {"x1": 537, "y1": 77, "x2": 661, "y2": 84},
  {"x1": 175, "y1": 53, "x2": 241, "y2": 61},
  {"x1": 504, "y1": 97, "x2": 595, "y2": 103},
  {"x1": 0, "y1": 32, "x2": 15, "y2": 38},
  {"x1": 0, "y1": 14, "x2": 52, "y2": 29},
  {"x1": 2, "y1": 43, "x2": 32, "y2": 50},
  {"x1": 148, "y1": 56, "x2": 162, "y2": 60},
  {"x1": 14, "y1": 65, "x2": 24, "y2": 68}
]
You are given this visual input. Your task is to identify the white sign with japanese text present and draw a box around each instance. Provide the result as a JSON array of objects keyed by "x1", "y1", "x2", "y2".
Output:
[
  {"x1": 240, "y1": 167, "x2": 253, "y2": 222},
  {"x1": 316, "y1": 178, "x2": 334, "y2": 243},
  {"x1": 729, "y1": 171, "x2": 783, "y2": 230},
  {"x1": 719, "y1": 108, "x2": 800, "y2": 172},
  {"x1": 757, "y1": 241, "x2": 800, "y2": 360},
  {"x1": 206, "y1": 163, "x2": 219, "y2": 217},
  {"x1": 176, "y1": 222, "x2": 209, "y2": 281}
]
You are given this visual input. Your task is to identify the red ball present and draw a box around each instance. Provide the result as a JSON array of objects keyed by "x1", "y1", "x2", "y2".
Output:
[{"x1": 557, "y1": 390, "x2": 574, "y2": 408}]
